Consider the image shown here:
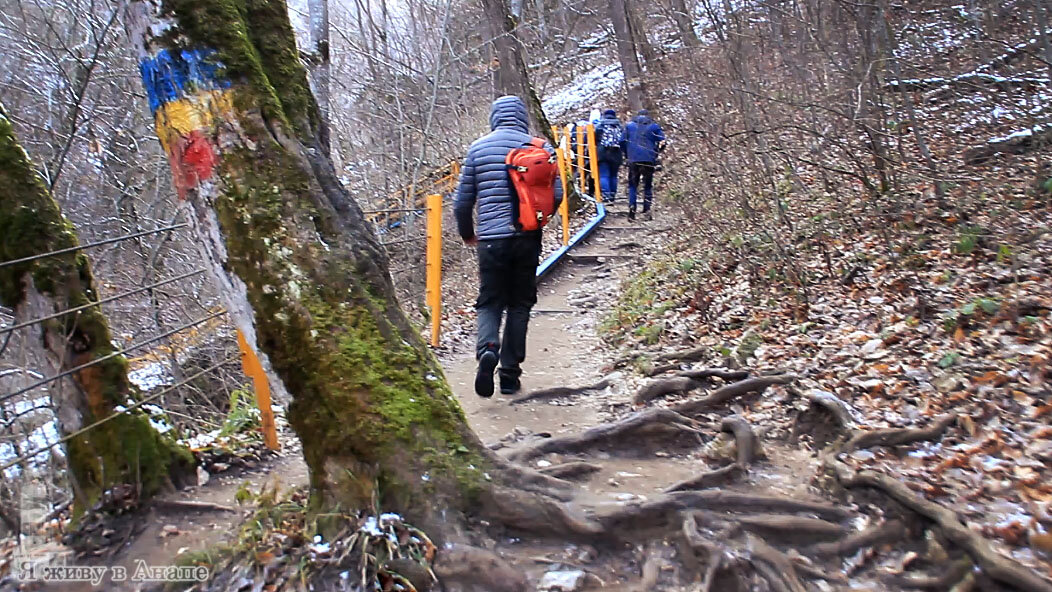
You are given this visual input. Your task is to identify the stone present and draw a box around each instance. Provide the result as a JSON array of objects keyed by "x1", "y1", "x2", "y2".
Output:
[{"x1": 538, "y1": 569, "x2": 587, "y2": 591}]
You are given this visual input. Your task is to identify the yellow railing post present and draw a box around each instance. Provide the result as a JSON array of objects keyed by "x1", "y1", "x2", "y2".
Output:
[
  {"x1": 586, "y1": 123, "x2": 602, "y2": 203},
  {"x1": 552, "y1": 125, "x2": 571, "y2": 246},
  {"x1": 575, "y1": 124, "x2": 586, "y2": 196},
  {"x1": 236, "y1": 330, "x2": 279, "y2": 450},
  {"x1": 425, "y1": 193, "x2": 442, "y2": 347}
]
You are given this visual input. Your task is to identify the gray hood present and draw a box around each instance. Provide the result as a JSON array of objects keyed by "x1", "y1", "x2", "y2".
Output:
[{"x1": 489, "y1": 96, "x2": 529, "y2": 133}]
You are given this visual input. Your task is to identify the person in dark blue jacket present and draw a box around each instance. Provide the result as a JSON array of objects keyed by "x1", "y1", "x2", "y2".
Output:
[
  {"x1": 453, "y1": 96, "x2": 563, "y2": 398},
  {"x1": 595, "y1": 109, "x2": 624, "y2": 202},
  {"x1": 622, "y1": 109, "x2": 666, "y2": 221}
]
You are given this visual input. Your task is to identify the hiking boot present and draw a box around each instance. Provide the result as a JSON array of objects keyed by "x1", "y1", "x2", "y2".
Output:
[
  {"x1": 474, "y1": 350, "x2": 498, "y2": 398},
  {"x1": 644, "y1": 209, "x2": 653, "y2": 221},
  {"x1": 499, "y1": 373, "x2": 521, "y2": 395},
  {"x1": 628, "y1": 208, "x2": 636, "y2": 221}
]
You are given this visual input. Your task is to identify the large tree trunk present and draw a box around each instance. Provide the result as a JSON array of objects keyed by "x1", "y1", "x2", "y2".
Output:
[
  {"x1": 669, "y1": 0, "x2": 700, "y2": 47},
  {"x1": 610, "y1": 0, "x2": 647, "y2": 111},
  {"x1": 0, "y1": 107, "x2": 193, "y2": 513},
  {"x1": 479, "y1": 0, "x2": 553, "y2": 139},
  {"x1": 125, "y1": 0, "x2": 570, "y2": 535},
  {"x1": 627, "y1": 0, "x2": 658, "y2": 66}
]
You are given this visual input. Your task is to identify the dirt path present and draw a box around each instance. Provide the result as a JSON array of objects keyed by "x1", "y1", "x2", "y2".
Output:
[{"x1": 442, "y1": 211, "x2": 735, "y2": 589}]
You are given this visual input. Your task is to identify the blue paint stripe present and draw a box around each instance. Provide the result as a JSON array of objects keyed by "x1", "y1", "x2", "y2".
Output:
[
  {"x1": 140, "y1": 49, "x2": 231, "y2": 113},
  {"x1": 536, "y1": 201, "x2": 607, "y2": 279}
]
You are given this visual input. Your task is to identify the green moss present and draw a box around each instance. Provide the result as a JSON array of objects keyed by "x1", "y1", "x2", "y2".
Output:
[{"x1": 0, "y1": 111, "x2": 192, "y2": 514}]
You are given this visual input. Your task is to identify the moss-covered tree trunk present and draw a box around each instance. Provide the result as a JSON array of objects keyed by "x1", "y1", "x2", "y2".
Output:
[
  {"x1": 0, "y1": 107, "x2": 193, "y2": 512},
  {"x1": 125, "y1": 0, "x2": 568, "y2": 534}
]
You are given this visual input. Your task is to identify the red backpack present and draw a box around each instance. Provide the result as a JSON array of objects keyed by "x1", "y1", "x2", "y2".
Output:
[{"x1": 506, "y1": 138, "x2": 558, "y2": 231}]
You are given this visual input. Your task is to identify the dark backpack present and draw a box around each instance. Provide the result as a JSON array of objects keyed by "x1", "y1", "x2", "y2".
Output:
[
  {"x1": 599, "y1": 122, "x2": 622, "y2": 149},
  {"x1": 506, "y1": 138, "x2": 558, "y2": 231}
]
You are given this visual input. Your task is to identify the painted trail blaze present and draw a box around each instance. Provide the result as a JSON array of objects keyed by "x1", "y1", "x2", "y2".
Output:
[{"x1": 140, "y1": 48, "x2": 232, "y2": 199}]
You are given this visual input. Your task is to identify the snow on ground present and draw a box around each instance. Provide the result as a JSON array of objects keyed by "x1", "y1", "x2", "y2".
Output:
[
  {"x1": 542, "y1": 63, "x2": 623, "y2": 121},
  {"x1": 128, "y1": 360, "x2": 172, "y2": 391}
]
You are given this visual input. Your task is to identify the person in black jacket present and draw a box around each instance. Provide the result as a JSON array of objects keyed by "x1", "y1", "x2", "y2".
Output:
[
  {"x1": 453, "y1": 96, "x2": 563, "y2": 397},
  {"x1": 595, "y1": 109, "x2": 624, "y2": 202}
]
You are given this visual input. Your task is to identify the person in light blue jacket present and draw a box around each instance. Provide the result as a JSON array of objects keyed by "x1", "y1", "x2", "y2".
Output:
[
  {"x1": 622, "y1": 109, "x2": 666, "y2": 221},
  {"x1": 453, "y1": 96, "x2": 562, "y2": 398}
]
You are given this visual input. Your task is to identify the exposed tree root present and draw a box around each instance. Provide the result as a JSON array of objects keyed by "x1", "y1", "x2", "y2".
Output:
[
  {"x1": 801, "y1": 389, "x2": 861, "y2": 430},
  {"x1": 679, "y1": 368, "x2": 750, "y2": 383},
  {"x1": 843, "y1": 414, "x2": 956, "y2": 452},
  {"x1": 433, "y1": 543, "x2": 528, "y2": 592},
  {"x1": 734, "y1": 513, "x2": 846, "y2": 540},
  {"x1": 538, "y1": 461, "x2": 602, "y2": 481},
  {"x1": 486, "y1": 453, "x2": 576, "y2": 501},
  {"x1": 882, "y1": 557, "x2": 973, "y2": 590},
  {"x1": 608, "y1": 346, "x2": 710, "y2": 374},
  {"x1": 747, "y1": 533, "x2": 807, "y2": 592},
  {"x1": 505, "y1": 408, "x2": 701, "y2": 463},
  {"x1": 830, "y1": 459, "x2": 1052, "y2": 592},
  {"x1": 666, "y1": 464, "x2": 743, "y2": 492},
  {"x1": 480, "y1": 486, "x2": 603, "y2": 538},
  {"x1": 672, "y1": 375, "x2": 796, "y2": 416},
  {"x1": 509, "y1": 378, "x2": 611, "y2": 405},
  {"x1": 808, "y1": 519, "x2": 907, "y2": 557},
  {"x1": 665, "y1": 415, "x2": 757, "y2": 492},
  {"x1": 598, "y1": 490, "x2": 850, "y2": 532},
  {"x1": 635, "y1": 369, "x2": 752, "y2": 404},
  {"x1": 720, "y1": 416, "x2": 756, "y2": 466},
  {"x1": 643, "y1": 362, "x2": 681, "y2": 376},
  {"x1": 635, "y1": 376, "x2": 699, "y2": 404},
  {"x1": 655, "y1": 346, "x2": 709, "y2": 364}
]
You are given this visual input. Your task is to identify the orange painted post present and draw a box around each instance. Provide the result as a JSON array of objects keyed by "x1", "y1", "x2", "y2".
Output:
[
  {"x1": 236, "y1": 330, "x2": 279, "y2": 450},
  {"x1": 554, "y1": 148, "x2": 571, "y2": 246},
  {"x1": 575, "y1": 124, "x2": 586, "y2": 195},
  {"x1": 425, "y1": 193, "x2": 443, "y2": 347},
  {"x1": 586, "y1": 123, "x2": 602, "y2": 203}
]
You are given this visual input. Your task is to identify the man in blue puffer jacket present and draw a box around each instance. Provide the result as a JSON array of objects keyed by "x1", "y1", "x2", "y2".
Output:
[
  {"x1": 454, "y1": 96, "x2": 563, "y2": 398},
  {"x1": 622, "y1": 109, "x2": 666, "y2": 221}
]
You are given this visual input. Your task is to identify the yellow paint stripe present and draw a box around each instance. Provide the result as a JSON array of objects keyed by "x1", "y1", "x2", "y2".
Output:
[{"x1": 153, "y1": 89, "x2": 235, "y2": 153}]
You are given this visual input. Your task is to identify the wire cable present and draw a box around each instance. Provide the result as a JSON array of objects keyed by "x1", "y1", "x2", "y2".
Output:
[
  {"x1": 0, "y1": 223, "x2": 189, "y2": 270},
  {"x1": 0, "y1": 310, "x2": 226, "y2": 406},
  {"x1": 0, "y1": 355, "x2": 241, "y2": 476},
  {"x1": 0, "y1": 269, "x2": 206, "y2": 336}
]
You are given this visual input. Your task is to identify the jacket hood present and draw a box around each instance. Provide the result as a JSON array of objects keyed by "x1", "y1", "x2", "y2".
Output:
[
  {"x1": 634, "y1": 113, "x2": 654, "y2": 126},
  {"x1": 489, "y1": 96, "x2": 529, "y2": 132},
  {"x1": 603, "y1": 109, "x2": 616, "y2": 117}
]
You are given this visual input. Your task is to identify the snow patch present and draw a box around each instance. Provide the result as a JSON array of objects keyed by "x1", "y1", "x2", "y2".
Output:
[
  {"x1": 128, "y1": 361, "x2": 172, "y2": 391},
  {"x1": 542, "y1": 64, "x2": 623, "y2": 120}
]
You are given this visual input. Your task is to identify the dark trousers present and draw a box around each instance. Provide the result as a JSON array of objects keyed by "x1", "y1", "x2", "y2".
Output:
[
  {"x1": 476, "y1": 234, "x2": 541, "y2": 377},
  {"x1": 599, "y1": 160, "x2": 620, "y2": 199},
  {"x1": 628, "y1": 162, "x2": 655, "y2": 212}
]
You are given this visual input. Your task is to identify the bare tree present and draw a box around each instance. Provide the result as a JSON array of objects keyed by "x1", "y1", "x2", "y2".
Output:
[
  {"x1": 610, "y1": 0, "x2": 647, "y2": 110},
  {"x1": 479, "y1": 0, "x2": 552, "y2": 136},
  {"x1": 0, "y1": 107, "x2": 192, "y2": 512}
]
